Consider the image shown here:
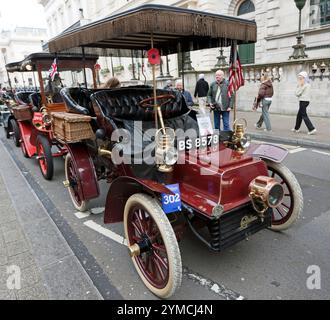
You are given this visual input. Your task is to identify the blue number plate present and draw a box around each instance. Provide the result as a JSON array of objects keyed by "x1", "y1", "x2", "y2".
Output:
[{"x1": 161, "y1": 184, "x2": 182, "y2": 214}]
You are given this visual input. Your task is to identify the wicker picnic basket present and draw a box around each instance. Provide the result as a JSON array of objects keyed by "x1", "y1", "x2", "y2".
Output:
[
  {"x1": 51, "y1": 112, "x2": 95, "y2": 143},
  {"x1": 12, "y1": 105, "x2": 33, "y2": 121}
]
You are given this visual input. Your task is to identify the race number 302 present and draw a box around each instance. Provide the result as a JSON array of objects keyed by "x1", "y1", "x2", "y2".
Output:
[{"x1": 161, "y1": 184, "x2": 182, "y2": 214}]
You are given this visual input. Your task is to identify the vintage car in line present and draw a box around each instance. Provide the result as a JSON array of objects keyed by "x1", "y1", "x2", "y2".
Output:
[
  {"x1": 0, "y1": 91, "x2": 15, "y2": 135},
  {"x1": 48, "y1": 5, "x2": 304, "y2": 298},
  {"x1": 5, "y1": 53, "x2": 99, "y2": 180}
]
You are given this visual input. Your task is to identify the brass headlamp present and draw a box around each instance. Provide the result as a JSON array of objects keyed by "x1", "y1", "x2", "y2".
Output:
[
  {"x1": 155, "y1": 127, "x2": 178, "y2": 173},
  {"x1": 40, "y1": 107, "x2": 52, "y2": 126},
  {"x1": 249, "y1": 176, "x2": 284, "y2": 216},
  {"x1": 228, "y1": 118, "x2": 251, "y2": 154}
]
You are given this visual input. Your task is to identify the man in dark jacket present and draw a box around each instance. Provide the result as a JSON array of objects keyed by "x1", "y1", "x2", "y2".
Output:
[
  {"x1": 175, "y1": 80, "x2": 194, "y2": 107},
  {"x1": 207, "y1": 70, "x2": 233, "y2": 131},
  {"x1": 194, "y1": 74, "x2": 209, "y2": 113}
]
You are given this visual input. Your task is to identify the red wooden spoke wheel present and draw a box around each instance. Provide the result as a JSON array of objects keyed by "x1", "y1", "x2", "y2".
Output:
[
  {"x1": 64, "y1": 153, "x2": 88, "y2": 212},
  {"x1": 36, "y1": 135, "x2": 54, "y2": 180},
  {"x1": 124, "y1": 194, "x2": 182, "y2": 299},
  {"x1": 265, "y1": 160, "x2": 303, "y2": 231}
]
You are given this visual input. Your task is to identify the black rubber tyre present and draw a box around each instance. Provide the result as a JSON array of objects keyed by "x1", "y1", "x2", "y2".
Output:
[
  {"x1": 36, "y1": 135, "x2": 54, "y2": 180},
  {"x1": 265, "y1": 160, "x2": 303, "y2": 231},
  {"x1": 64, "y1": 153, "x2": 89, "y2": 212},
  {"x1": 10, "y1": 119, "x2": 20, "y2": 147},
  {"x1": 5, "y1": 120, "x2": 10, "y2": 139},
  {"x1": 124, "y1": 193, "x2": 182, "y2": 299}
]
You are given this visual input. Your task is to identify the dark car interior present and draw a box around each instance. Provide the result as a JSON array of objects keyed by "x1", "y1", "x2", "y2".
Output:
[{"x1": 15, "y1": 91, "x2": 35, "y2": 105}]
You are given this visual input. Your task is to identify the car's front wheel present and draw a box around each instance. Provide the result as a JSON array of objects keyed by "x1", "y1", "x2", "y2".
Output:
[
  {"x1": 124, "y1": 193, "x2": 182, "y2": 299},
  {"x1": 36, "y1": 135, "x2": 54, "y2": 180},
  {"x1": 64, "y1": 153, "x2": 89, "y2": 212},
  {"x1": 265, "y1": 160, "x2": 303, "y2": 231}
]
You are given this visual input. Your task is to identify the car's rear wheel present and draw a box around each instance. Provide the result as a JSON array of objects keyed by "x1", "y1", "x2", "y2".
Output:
[
  {"x1": 265, "y1": 160, "x2": 303, "y2": 231},
  {"x1": 5, "y1": 121, "x2": 10, "y2": 139},
  {"x1": 4, "y1": 117, "x2": 11, "y2": 138},
  {"x1": 64, "y1": 153, "x2": 88, "y2": 212},
  {"x1": 36, "y1": 135, "x2": 54, "y2": 180},
  {"x1": 10, "y1": 119, "x2": 20, "y2": 147},
  {"x1": 124, "y1": 193, "x2": 182, "y2": 299}
]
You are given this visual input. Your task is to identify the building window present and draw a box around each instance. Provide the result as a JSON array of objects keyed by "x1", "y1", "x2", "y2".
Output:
[
  {"x1": 310, "y1": 0, "x2": 330, "y2": 26},
  {"x1": 237, "y1": 0, "x2": 255, "y2": 16},
  {"x1": 236, "y1": 1, "x2": 255, "y2": 64}
]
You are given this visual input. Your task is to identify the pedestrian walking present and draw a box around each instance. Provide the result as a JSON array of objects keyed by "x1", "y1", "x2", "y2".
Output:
[
  {"x1": 194, "y1": 74, "x2": 209, "y2": 114},
  {"x1": 292, "y1": 71, "x2": 316, "y2": 135},
  {"x1": 163, "y1": 79, "x2": 173, "y2": 90},
  {"x1": 254, "y1": 72, "x2": 274, "y2": 132},
  {"x1": 175, "y1": 79, "x2": 194, "y2": 107},
  {"x1": 99, "y1": 77, "x2": 121, "y2": 89},
  {"x1": 207, "y1": 70, "x2": 233, "y2": 131}
]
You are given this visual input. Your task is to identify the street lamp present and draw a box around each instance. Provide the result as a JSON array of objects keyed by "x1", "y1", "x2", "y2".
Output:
[{"x1": 290, "y1": 0, "x2": 308, "y2": 59}]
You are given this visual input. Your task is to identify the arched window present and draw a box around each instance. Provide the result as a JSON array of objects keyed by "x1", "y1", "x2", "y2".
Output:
[
  {"x1": 237, "y1": 0, "x2": 255, "y2": 16},
  {"x1": 237, "y1": 1, "x2": 256, "y2": 64}
]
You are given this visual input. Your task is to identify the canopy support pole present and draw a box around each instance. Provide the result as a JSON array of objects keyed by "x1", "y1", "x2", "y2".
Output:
[
  {"x1": 180, "y1": 44, "x2": 185, "y2": 90},
  {"x1": 110, "y1": 54, "x2": 114, "y2": 77},
  {"x1": 32, "y1": 71, "x2": 38, "y2": 92},
  {"x1": 21, "y1": 74, "x2": 26, "y2": 90},
  {"x1": 151, "y1": 33, "x2": 158, "y2": 130},
  {"x1": 81, "y1": 46, "x2": 88, "y2": 88},
  {"x1": 233, "y1": 40, "x2": 237, "y2": 124},
  {"x1": 37, "y1": 63, "x2": 46, "y2": 106},
  {"x1": 131, "y1": 50, "x2": 137, "y2": 80}
]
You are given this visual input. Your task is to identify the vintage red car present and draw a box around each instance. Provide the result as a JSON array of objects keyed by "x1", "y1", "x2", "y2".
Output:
[
  {"x1": 48, "y1": 5, "x2": 303, "y2": 298},
  {"x1": 5, "y1": 53, "x2": 99, "y2": 180}
]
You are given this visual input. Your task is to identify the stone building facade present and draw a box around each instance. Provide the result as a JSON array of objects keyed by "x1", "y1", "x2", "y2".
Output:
[
  {"x1": 38, "y1": 0, "x2": 330, "y2": 116},
  {"x1": 0, "y1": 27, "x2": 47, "y2": 88}
]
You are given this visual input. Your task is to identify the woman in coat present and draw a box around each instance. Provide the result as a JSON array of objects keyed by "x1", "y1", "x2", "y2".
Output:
[
  {"x1": 254, "y1": 72, "x2": 274, "y2": 132},
  {"x1": 292, "y1": 71, "x2": 316, "y2": 135}
]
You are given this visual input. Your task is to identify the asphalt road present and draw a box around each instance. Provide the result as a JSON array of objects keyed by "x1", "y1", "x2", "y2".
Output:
[{"x1": 1, "y1": 128, "x2": 330, "y2": 300}]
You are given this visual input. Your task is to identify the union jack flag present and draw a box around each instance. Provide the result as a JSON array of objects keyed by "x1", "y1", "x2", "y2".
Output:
[
  {"x1": 49, "y1": 58, "x2": 58, "y2": 81},
  {"x1": 228, "y1": 45, "x2": 244, "y2": 98}
]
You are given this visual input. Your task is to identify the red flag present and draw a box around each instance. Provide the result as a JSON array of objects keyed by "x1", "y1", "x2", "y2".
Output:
[
  {"x1": 228, "y1": 45, "x2": 244, "y2": 98},
  {"x1": 49, "y1": 58, "x2": 58, "y2": 81}
]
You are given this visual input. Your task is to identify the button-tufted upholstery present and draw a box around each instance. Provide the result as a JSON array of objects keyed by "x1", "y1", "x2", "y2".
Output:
[
  {"x1": 91, "y1": 88, "x2": 189, "y2": 121},
  {"x1": 15, "y1": 91, "x2": 35, "y2": 105},
  {"x1": 60, "y1": 87, "x2": 102, "y2": 116},
  {"x1": 29, "y1": 93, "x2": 41, "y2": 110}
]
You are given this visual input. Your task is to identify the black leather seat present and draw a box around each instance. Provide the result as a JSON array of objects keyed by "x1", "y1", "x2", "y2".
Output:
[
  {"x1": 60, "y1": 87, "x2": 101, "y2": 116},
  {"x1": 29, "y1": 93, "x2": 41, "y2": 111},
  {"x1": 91, "y1": 88, "x2": 189, "y2": 121},
  {"x1": 15, "y1": 91, "x2": 35, "y2": 105}
]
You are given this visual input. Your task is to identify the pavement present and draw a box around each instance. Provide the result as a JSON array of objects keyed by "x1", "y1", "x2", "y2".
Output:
[
  {"x1": 0, "y1": 139, "x2": 102, "y2": 300},
  {"x1": 237, "y1": 110, "x2": 330, "y2": 150}
]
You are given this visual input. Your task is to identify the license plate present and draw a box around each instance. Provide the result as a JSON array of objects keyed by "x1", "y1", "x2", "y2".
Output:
[
  {"x1": 177, "y1": 134, "x2": 219, "y2": 152},
  {"x1": 161, "y1": 183, "x2": 182, "y2": 214}
]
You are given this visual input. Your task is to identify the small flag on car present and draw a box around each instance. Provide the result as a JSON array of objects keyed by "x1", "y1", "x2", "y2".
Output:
[
  {"x1": 49, "y1": 58, "x2": 58, "y2": 81},
  {"x1": 228, "y1": 45, "x2": 244, "y2": 98}
]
